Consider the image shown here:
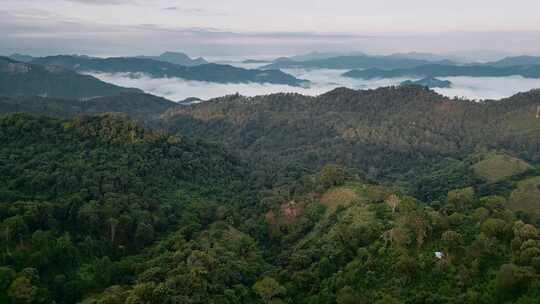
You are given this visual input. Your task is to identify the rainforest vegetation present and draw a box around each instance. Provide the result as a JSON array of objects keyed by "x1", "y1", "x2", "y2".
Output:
[{"x1": 1, "y1": 85, "x2": 540, "y2": 303}]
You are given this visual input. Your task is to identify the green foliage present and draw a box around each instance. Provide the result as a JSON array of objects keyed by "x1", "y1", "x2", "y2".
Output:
[
  {"x1": 0, "y1": 114, "x2": 249, "y2": 303},
  {"x1": 2, "y1": 93, "x2": 540, "y2": 304},
  {"x1": 253, "y1": 277, "x2": 286, "y2": 303},
  {"x1": 472, "y1": 153, "x2": 531, "y2": 183}
]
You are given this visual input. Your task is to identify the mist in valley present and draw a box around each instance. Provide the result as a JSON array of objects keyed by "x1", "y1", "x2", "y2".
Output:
[{"x1": 88, "y1": 68, "x2": 540, "y2": 102}]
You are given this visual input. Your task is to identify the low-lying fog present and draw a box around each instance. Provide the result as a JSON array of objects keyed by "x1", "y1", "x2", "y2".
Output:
[{"x1": 88, "y1": 67, "x2": 540, "y2": 102}]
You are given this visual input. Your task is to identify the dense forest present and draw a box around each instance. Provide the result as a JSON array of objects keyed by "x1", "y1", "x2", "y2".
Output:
[
  {"x1": 164, "y1": 86, "x2": 540, "y2": 186},
  {"x1": 1, "y1": 86, "x2": 540, "y2": 303}
]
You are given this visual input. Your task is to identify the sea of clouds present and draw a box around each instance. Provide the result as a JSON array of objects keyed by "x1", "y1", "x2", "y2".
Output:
[{"x1": 88, "y1": 67, "x2": 540, "y2": 102}]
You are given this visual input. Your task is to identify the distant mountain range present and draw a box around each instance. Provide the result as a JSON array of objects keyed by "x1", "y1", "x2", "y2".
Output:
[
  {"x1": 242, "y1": 59, "x2": 272, "y2": 64},
  {"x1": 261, "y1": 53, "x2": 540, "y2": 80},
  {"x1": 343, "y1": 64, "x2": 540, "y2": 79},
  {"x1": 30, "y1": 55, "x2": 308, "y2": 86},
  {"x1": 136, "y1": 51, "x2": 208, "y2": 66},
  {"x1": 0, "y1": 56, "x2": 140, "y2": 99},
  {"x1": 486, "y1": 55, "x2": 540, "y2": 68},
  {"x1": 262, "y1": 54, "x2": 453, "y2": 70},
  {"x1": 8, "y1": 53, "x2": 35, "y2": 63}
]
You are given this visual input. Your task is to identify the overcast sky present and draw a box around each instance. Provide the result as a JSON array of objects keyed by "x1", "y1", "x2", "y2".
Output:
[{"x1": 1, "y1": 0, "x2": 540, "y2": 58}]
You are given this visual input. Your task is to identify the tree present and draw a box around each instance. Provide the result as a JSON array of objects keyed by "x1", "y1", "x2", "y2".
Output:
[
  {"x1": 2, "y1": 215, "x2": 28, "y2": 249},
  {"x1": 336, "y1": 286, "x2": 362, "y2": 304},
  {"x1": 442, "y1": 230, "x2": 463, "y2": 251},
  {"x1": 481, "y1": 218, "x2": 507, "y2": 239},
  {"x1": 135, "y1": 223, "x2": 154, "y2": 247},
  {"x1": 386, "y1": 195, "x2": 400, "y2": 214},
  {"x1": 109, "y1": 218, "x2": 119, "y2": 245},
  {"x1": 496, "y1": 264, "x2": 534, "y2": 293},
  {"x1": 7, "y1": 277, "x2": 37, "y2": 304},
  {"x1": 253, "y1": 277, "x2": 286, "y2": 304},
  {"x1": 447, "y1": 187, "x2": 474, "y2": 210},
  {"x1": 0, "y1": 267, "x2": 15, "y2": 291},
  {"x1": 319, "y1": 165, "x2": 346, "y2": 189}
]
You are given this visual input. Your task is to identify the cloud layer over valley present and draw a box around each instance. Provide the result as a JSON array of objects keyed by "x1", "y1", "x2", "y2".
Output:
[{"x1": 88, "y1": 69, "x2": 540, "y2": 102}]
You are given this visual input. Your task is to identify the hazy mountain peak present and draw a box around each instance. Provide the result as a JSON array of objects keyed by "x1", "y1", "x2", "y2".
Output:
[{"x1": 137, "y1": 51, "x2": 208, "y2": 66}]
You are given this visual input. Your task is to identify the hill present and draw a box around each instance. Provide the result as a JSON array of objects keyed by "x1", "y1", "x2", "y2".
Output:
[
  {"x1": 75, "y1": 163, "x2": 540, "y2": 303},
  {"x1": 2, "y1": 94, "x2": 540, "y2": 303},
  {"x1": 136, "y1": 51, "x2": 208, "y2": 66},
  {"x1": 262, "y1": 54, "x2": 442, "y2": 70},
  {"x1": 29, "y1": 55, "x2": 308, "y2": 86},
  {"x1": 488, "y1": 55, "x2": 540, "y2": 68},
  {"x1": 0, "y1": 57, "x2": 140, "y2": 99},
  {"x1": 8, "y1": 53, "x2": 35, "y2": 63},
  {"x1": 0, "y1": 113, "x2": 250, "y2": 303},
  {"x1": 0, "y1": 92, "x2": 176, "y2": 123},
  {"x1": 401, "y1": 77, "x2": 452, "y2": 88},
  {"x1": 343, "y1": 64, "x2": 540, "y2": 79},
  {"x1": 163, "y1": 86, "x2": 540, "y2": 188}
]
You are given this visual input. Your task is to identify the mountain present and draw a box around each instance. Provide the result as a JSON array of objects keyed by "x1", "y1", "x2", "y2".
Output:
[
  {"x1": 242, "y1": 59, "x2": 272, "y2": 64},
  {"x1": 2, "y1": 113, "x2": 540, "y2": 303},
  {"x1": 286, "y1": 51, "x2": 366, "y2": 62},
  {"x1": 162, "y1": 86, "x2": 540, "y2": 186},
  {"x1": 488, "y1": 55, "x2": 540, "y2": 68},
  {"x1": 0, "y1": 92, "x2": 176, "y2": 123},
  {"x1": 262, "y1": 54, "x2": 443, "y2": 70},
  {"x1": 343, "y1": 64, "x2": 540, "y2": 79},
  {"x1": 8, "y1": 53, "x2": 35, "y2": 63},
  {"x1": 2, "y1": 87, "x2": 540, "y2": 303},
  {"x1": 387, "y1": 51, "x2": 462, "y2": 63},
  {"x1": 0, "y1": 57, "x2": 140, "y2": 99},
  {"x1": 401, "y1": 77, "x2": 452, "y2": 88},
  {"x1": 136, "y1": 51, "x2": 208, "y2": 66},
  {"x1": 30, "y1": 55, "x2": 309, "y2": 86}
]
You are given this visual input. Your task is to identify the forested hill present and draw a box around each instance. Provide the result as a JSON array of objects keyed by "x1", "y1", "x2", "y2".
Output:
[
  {"x1": 1, "y1": 95, "x2": 540, "y2": 303},
  {"x1": 2, "y1": 85, "x2": 539, "y2": 189},
  {"x1": 0, "y1": 57, "x2": 140, "y2": 99},
  {"x1": 342, "y1": 64, "x2": 540, "y2": 79},
  {"x1": 0, "y1": 113, "x2": 252, "y2": 303},
  {"x1": 163, "y1": 86, "x2": 540, "y2": 183},
  {"x1": 0, "y1": 92, "x2": 176, "y2": 123}
]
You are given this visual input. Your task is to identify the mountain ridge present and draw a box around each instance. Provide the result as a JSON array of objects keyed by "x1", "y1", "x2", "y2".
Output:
[
  {"x1": 29, "y1": 55, "x2": 309, "y2": 86},
  {"x1": 0, "y1": 56, "x2": 141, "y2": 99}
]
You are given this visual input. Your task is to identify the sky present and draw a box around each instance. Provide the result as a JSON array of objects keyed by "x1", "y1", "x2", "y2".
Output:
[{"x1": 1, "y1": 0, "x2": 540, "y2": 58}]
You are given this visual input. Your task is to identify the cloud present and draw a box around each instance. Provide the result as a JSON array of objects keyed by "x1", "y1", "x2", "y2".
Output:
[
  {"x1": 435, "y1": 76, "x2": 540, "y2": 100},
  {"x1": 86, "y1": 69, "x2": 540, "y2": 102},
  {"x1": 63, "y1": 0, "x2": 130, "y2": 4}
]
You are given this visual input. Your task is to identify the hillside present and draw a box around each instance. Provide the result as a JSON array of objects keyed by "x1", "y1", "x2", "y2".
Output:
[
  {"x1": 1, "y1": 101, "x2": 540, "y2": 303},
  {"x1": 261, "y1": 54, "x2": 439, "y2": 70},
  {"x1": 29, "y1": 55, "x2": 308, "y2": 86},
  {"x1": 163, "y1": 86, "x2": 540, "y2": 188},
  {"x1": 343, "y1": 64, "x2": 540, "y2": 79},
  {"x1": 488, "y1": 56, "x2": 540, "y2": 68},
  {"x1": 0, "y1": 92, "x2": 176, "y2": 122},
  {"x1": 0, "y1": 113, "x2": 250, "y2": 303},
  {"x1": 401, "y1": 77, "x2": 452, "y2": 88},
  {"x1": 136, "y1": 51, "x2": 208, "y2": 66},
  {"x1": 74, "y1": 164, "x2": 540, "y2": 303},
  {"x1": 0, "y1": 57, "x2": 140, "y2": 99}
]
